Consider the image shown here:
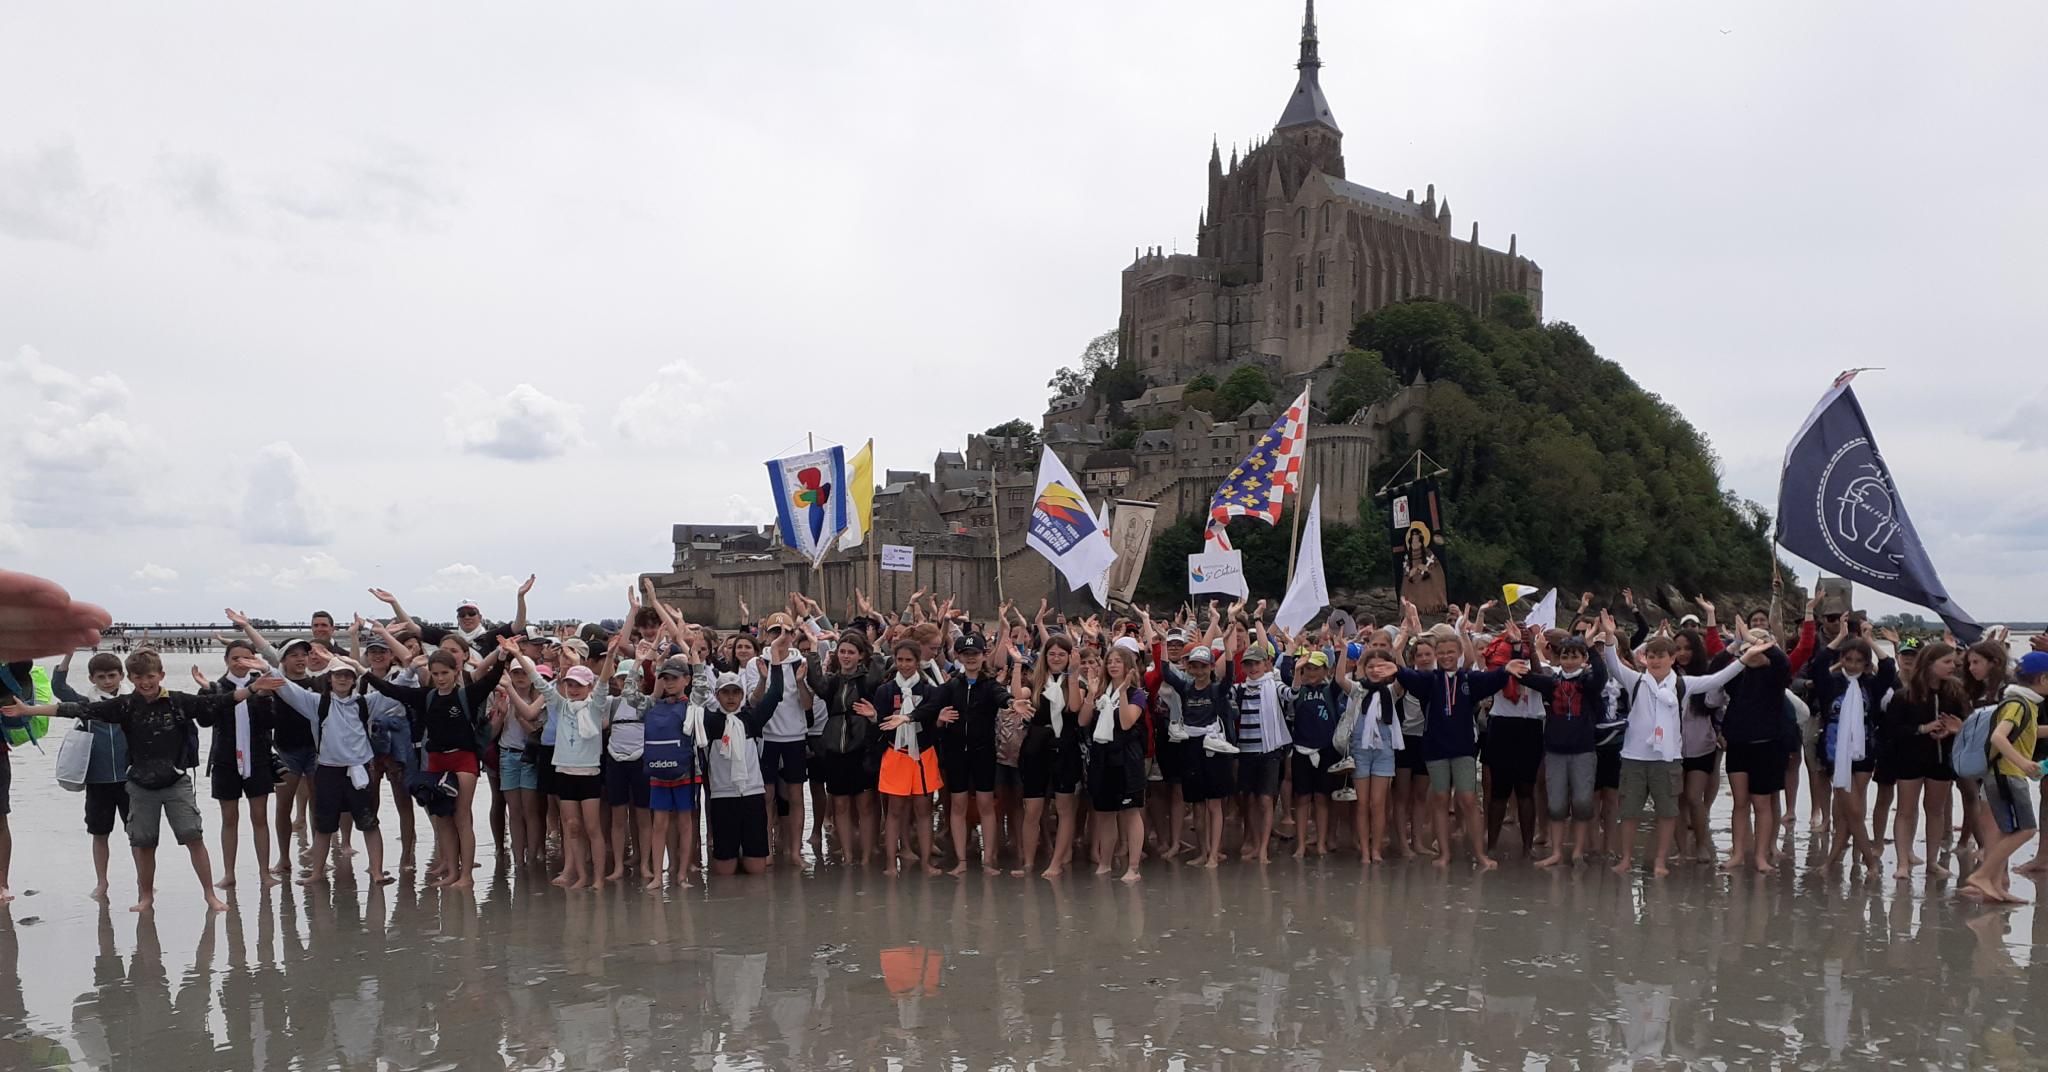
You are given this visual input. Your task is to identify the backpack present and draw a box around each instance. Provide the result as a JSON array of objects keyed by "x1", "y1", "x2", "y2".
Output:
[
  {"x1": 0, "y1": 664, "x2": 51, "y2": 748},
  {"x1": 1626, "y1": 673, "x2": 1687, "y2": 724},
  {"x1": 1954, "y1": 695, "x2": 2036, "y2": 781},
  {"x1": 314, "y1": 689, "x2": 374, "y2": 746}
]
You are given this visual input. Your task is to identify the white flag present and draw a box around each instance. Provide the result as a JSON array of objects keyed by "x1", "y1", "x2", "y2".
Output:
[
  {"x1": 1025, "y1": 446, "x2": 1117, "y2": 590},
  {"x1": 1524, "y1": 588, "x2": 1558, "y2": 632},
  {"x1": 1086, "y1": 499, "x2": 1113, "y2": 607},
  {"x1": 1274, "y1": 488, "x2": 1329, "y2": 635},
  {"x1": 1188, "y1": 548, "x2": 1248, "y2": 599}
]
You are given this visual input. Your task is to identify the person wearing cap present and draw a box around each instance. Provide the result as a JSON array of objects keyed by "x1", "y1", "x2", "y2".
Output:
[
  {"x1": 1144, "y1": 617, "x2": 1195, "y2": 861},
  {"x1": 226, "y1": 619, "x2": 323, "y2": 879},
  {"x1": 364, "y1": 635, "x2": 517, "y2": 890},
  {"x1": 494, "y1": 650, "x2": 547, "y2": 871},
  {"x1": 622, "y1": 653, "x2": 703, "y2": 889},
  {"x1": 1224, "y1": 635, "x2": 1296, "y2": 864},
  {"x1": 1286, "y1": 649, "x2": 1346, "y2": 860},
  {"x1": 1517, "y1": 634, "x2": 1607, "y2": 869},
  {"x1": 912, "y1": 631, "x2": 1012, "y2": 875},
  {"x1": 263, "y1": 656, "x2": 408, "y2": 888},
  {"x1": 364, "y1": 576, "x2": 533, "y2": 660},
  {"x1": 520, "y1": 638, "x2": 623, "y2": 891},
  {"x1": 864, "y1": 640, "x2": 947, "y2": 876},
  {"x1": 703, "y1": 662, "x2": 789, "y2": 877},
  {"x1": 1156, "y1": 636, "x2": 1240, "y2": 869}
]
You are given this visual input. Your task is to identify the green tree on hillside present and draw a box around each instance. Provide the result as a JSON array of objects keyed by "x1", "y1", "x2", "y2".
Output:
[
  {"x1": 1215, "y1": 365, "x2": 1276, "y2": 418},
  {"x1": 1325, "y1": 349, "x2": 1397, "y2": 422}
]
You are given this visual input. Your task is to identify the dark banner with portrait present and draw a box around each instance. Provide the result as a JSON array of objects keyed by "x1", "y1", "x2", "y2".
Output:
[{"x1": 1388, "y1": 479, "x2": 1449, "y2": 616}]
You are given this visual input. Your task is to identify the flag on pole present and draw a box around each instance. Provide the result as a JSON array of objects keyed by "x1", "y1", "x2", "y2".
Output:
[
  {"x1": 766, "y1": 445, "x2": 850, "y2": 568},
  {"x1": 1523, "y1": 588, "x2": 1558, "y2": 631},
  {"x1": 1777, "y1": 371, "x2": 1980, "y2": 641},
  {"x1": 837, "y1": 439, "x2": 876, "y2": 550},
  {"x1": 1188, "y1": 547, "x2": 1249, "y2": 599},
  {"x1": 1204, "y1": 388, "x2": 1310, "y2": 549},
  {"x1": 1274, "y1": 487, "x2": 1329, "y2": 634},
  {"x1": 1026, "y1": 445, "x2": 1118, "y2": 590},
  {"x1": 1501, "y1": 582, "x2": 1541, "y2": 605},
  {"x1": 1086, "y1": 499, "x2": 1113, "y2": 607}
]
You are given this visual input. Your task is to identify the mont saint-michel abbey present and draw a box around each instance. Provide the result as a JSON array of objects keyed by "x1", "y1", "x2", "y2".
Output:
[
  {"x1": 649, "y1": 3, "x2": 1543, "y2": 619},
  {"x1": 1122, "y1": 1, "x2": 1541, "y2": 386}
]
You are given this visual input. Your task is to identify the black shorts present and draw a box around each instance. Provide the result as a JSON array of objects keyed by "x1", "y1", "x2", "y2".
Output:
[
  {"x1": 531, "y1": 743, "x2": 556, "y2": 796},
  {"x1": 760, "y1": 739, "x2": 809, "y2": 787},
  {"x1": 210, "y1": 763, "x2": 275, "y2": 801},
  {"x1": 1725, "y1": 739, "x2": 1786, "y2": 796},
  {"x1": 313, "y1": 765, "x2": 379, "y2": 834},
  {"x1": 1399, "y1": 744, "x2": 1427, "y2": 775},
  {"x1": 940, "y1": 742, "x2": 998, "y2": 795},
  {"x1": 1155, "y1": 733, "x2": 1189, "y2": 783},
  {"x1": 0, "y1": 750, "x2": 9, "y2": 817},
  {"x1": 1682, "y1": 750, "x2": 1721, "y2": 776},
  {"x1": 603, "y1": 756, "x2": 650, "y2": 808},
  {"x1": 1483, "y1": 718, "x2": 1544, "y2": 790},
  {"x1": 1290, "y1": 749, "x2": 1345, "y2": 797},
  {"x1": 84, "y1": 781, "x2": 130, "y2": 836},
  {"x1": 1883, "y1": 753, "x2": 1954, "y2": 783},
  {"x1": 555, "y1": 772, "x2": 602, "y2": 803},
  {"x1": 1017, "y1": 740, "x2": 1054, "y2": 799},
  {"x1": 818, "y1": 748, "x2": 876, "y2": 797},
  {"x1": 707, "y1": 794, "x2": 770, "y2": 860},
  {"x1": 1236, "y1": 749, "x2": 1285, "y2": 797},
  {"x1": 1595, "y1": 742, "x2": 1623, "y2": 791},
  {"x1": 1087, "y1": 744, "x2": 1146, "y2": 812},
  {"x1": 1051, "y1": 738, "x2": 1084, "y2": 796}
]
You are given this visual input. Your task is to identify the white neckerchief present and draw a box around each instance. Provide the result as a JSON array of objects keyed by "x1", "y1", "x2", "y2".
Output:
[
  {"x1": 1834, "y1": 673, "x2": 1867, "y2": 790},
  {"x1": 681, "y1": 701, "x2": 709, "y2": 749},
  {"x1": 1093, "y1": 684, "x2": 1123, "y2": 744},
  {"x1": 1045, "y1": 673, "x2": 1067, "y2": 737},
  {"x1": 892, "y1": 673, "x2": 924, "y2": 757},
  {"x1": 569, "y1": 697, "x2": 599, "y2": 740},
  {"x1": 226, "y1": 671, "x2": 254, "y2": 779},
  {"x1": 714, "y1": 701, "x2": 749, "y2": 755}
]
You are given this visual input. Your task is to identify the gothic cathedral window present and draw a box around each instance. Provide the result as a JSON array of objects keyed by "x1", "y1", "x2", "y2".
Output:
[
  {"x1": 1295, "y1": 262, "x2": 1303, "y2": 293},
  {"x1": 1316, "y1": 254, "x2": 1326, "y2": 288},
  {"x1": 1316, "y1": 301, "x2": 1325, "y2": 325},
  {"x1": 1294, "y1": 305, "x2": 1303, "y2": 329},
  {"x1": 1297, "y1": 208, "x2": 1307, "y2": 237},
  {"x1": 1321, "y1": 203, "x2": 1330, "y2": 234}
]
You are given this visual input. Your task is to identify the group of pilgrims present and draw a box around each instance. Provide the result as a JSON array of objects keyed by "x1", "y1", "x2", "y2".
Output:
[{"x1": 2, "y1": 575, "x2": 2044, "y2": 915}]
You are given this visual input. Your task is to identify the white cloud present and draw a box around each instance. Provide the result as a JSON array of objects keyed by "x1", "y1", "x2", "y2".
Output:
[
  {"x1": 419, "y1": 562, "x2": 522, "y2": 596},
  {"x1": 564, "y1": 571, "x2": 642, "y2": 596},
  {"x1": 0, "y1": 346, "x2": 178, "y2": 528},
  {"x1": 613, "y1": 359, "x2": 727, "y2": 444},
  {"x1": 0, "y1": 140, "x2": 111, "y2": 244},
  {"x1": 1987, "y1": 391, "x2": 2048, "y2": 452},
  {"x1": 723, "y1": 493, "x2": 771, "y2": 525},
  {"x1": 446, "y1": 383, "x2": 586, "y2": 460},
  {"x1": 216, "y1": 552, "x2": 352, "y2": 594},
  {"x1": 132, "y1": 562, "x2": 178, "y2": 583},
  {"x1": 240, "y1": 441, "x2": 331, "y2": 545},
  {"x1": 0, "y1": 522, "x2": 25, "y2": 554}
]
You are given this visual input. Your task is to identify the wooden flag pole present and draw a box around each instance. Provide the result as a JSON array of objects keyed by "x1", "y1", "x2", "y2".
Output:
[{"x1": 989, "y1": 467, "x2": 1006, "y2": 609}]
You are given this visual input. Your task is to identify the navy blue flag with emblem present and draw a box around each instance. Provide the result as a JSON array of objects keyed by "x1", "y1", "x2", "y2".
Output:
[{"x1": 1777, "y1": 371, "x2": 1981, "y2": 641}]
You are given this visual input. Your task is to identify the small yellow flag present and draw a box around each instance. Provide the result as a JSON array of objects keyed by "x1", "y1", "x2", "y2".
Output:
[
  {"x1": 1502, "y1": 582, "x2": 1540, "y2": 605},
  {"x1": 838, "y1": 439, "x2": 875, "y2": 550}
]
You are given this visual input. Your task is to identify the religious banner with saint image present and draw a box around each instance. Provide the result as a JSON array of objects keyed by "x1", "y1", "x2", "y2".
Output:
[{"x1": 1388, "y1": 478, "x2": 1449, "y2": 615}]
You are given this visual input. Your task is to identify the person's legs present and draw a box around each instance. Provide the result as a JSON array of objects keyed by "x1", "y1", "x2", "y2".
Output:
[
  {"x1": 1046, "y1": 792, "x2": 1077, "y2": 877},
  {"x1": 1893, "y1": 778, "x2": 1923, "y2": 879},
  {"x1": 913, "y1": 795, "x2": 937, "y2": 875},
  {"x1": 271, "y1": 770, "x2": 301, "y2": 875},
  {"x1": 1389, "y1": 766, "x2": 1414, "y2": 858},
  {"x1": 581, "y1": 798, "x2": 608, "y2": 889},
  {"x1": 645, "y1": 809, "x2": 671, "y2": 889},
  {"x1": 1873, "y1": 778, "x2": 1895, "y2": 850},
  {"x1": 1683, "y1": 768, "x2": 1713, "y2": 863},
  {"x1": 1727, "y1": 772, "x2": 1752, "y2": 873},
  {"x1": 881, "y1": 795, "x2": 906, "y2": 876},
  {"x1": 1782, "y1": 750, "x2": 1803, "y2": 831},
  {"x1": 976, "y1": 789, "x2": 1001, "y2": 875},
  {"x1": 1537, "y1": 753, "x2": 1570, "y2": 868},
  {"x1": 1923, "y1": 781, "x2": 1952, "y2": 879},
  {"x1": 451, "y1": 772, "x2": 479, "y2": 889},
  {"x1": 1119, "y1": 808, "x2": 1144, "y2": 883},
  {"x1": 857, "y1": 791, "x2": 879, "y2": 868},
  {"x1": 1090, "y1": 799, "x2": 1118, "y2": 875},
  {"x1": 1366, "y1": 775, "x2": 1391, "y2": 863},
  {"x1": 1018, "y1": 796, "x2": 1046, "y2": 876},
  {"x1": 946, "y1": 791, "x2": 973, "y2": 876},
  {"x1": 831, "y1": 793, "x2": 856, "y2": 865},
  {"x1": 217, "y1": 797, "x2": 241, "y2": 889},
  {"x1": 557, "y1": 793, "x2": 588, "y2": 888},
  {"x1": 167, "y1": 782, "x2": 226, "y2": 911}
]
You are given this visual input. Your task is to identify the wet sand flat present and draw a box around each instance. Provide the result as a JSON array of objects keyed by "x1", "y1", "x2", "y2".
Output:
[{"x1": 3, "y1": 653, "x2": 2044, "y2": 1069}]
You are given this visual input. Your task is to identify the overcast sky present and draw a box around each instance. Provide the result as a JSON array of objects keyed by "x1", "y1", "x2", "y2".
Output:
[{"x1": 3, "y1": 1, "x2": 2042, "y2": 626}]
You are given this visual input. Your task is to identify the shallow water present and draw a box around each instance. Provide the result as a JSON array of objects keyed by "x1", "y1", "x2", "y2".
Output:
[{"x1": 3, "y1": 651, "x2": 2045, "y2": 1070}]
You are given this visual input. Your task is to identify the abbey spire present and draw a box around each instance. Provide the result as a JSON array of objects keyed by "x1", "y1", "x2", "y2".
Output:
[{"x1": 1274, "y1": 0, "x2": 1339, "y2": 134}]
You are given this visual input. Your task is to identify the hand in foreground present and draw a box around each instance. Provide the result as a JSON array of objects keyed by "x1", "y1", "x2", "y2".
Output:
[{"x1": 0, "y1": 569, "x2": 112, "y2": 661}]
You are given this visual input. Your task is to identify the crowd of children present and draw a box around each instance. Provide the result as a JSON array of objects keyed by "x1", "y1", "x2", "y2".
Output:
[{"x1": 2, "y1": 578, "x2": 2043, "y2": 914}]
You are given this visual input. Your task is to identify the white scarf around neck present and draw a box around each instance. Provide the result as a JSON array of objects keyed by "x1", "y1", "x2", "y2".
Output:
[
  {"x1": 1045, "y1": 673, "x2": 1067, "y2": 737},
  {"x1": 226, "y1": 671, "x2": 254, "y2": 779},
  {"x1": 1093, "y1": 685, "x2": 1123, "y2": 744},
  {"x1": 1833, "y1": 673, "x2": 1867, "y2": 790},
  {"x1": 892, "y1": 674, "x2": 924, "y2": 757}
]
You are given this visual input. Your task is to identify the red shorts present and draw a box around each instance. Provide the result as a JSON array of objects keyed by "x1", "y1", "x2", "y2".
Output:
[{"x1": 426, "y1": 751, "x2": 480, "y2": 775}]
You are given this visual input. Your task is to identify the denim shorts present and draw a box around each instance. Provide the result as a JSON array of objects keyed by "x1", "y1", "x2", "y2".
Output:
[
  {"x1": 498, "y1": 749, "x2": 539, "y2": 792},
  {"x1": 1982, "y1": 774, "x2": 2038, "y2": 835},
  {"x1": 277, "y1": 747, "x2": 319, "y2": 777},
  {"x1": 1348, "y1": 745, "x2": 1397, "y2": 779}
]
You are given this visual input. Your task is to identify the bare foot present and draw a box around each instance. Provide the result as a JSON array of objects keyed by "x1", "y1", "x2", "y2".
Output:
[
  {"x1": 2015, "y1": 860, "x2": 2048, "y2": 876},
  {"x1": 1928, "y1": 862, "x2": 1952, "y2": 879},
  {"x1": 1610, "y1": 861, "x2": 1630, "y2": 876},
  {"x1": 1120, "y1": 869, "x2": 1141, "y2": 884},
  {"x1": 1652, "y1": 864, "x2": 1671, "y2": 878},
  {"x1": 89, "y1": 884, "x2": 108, "y2": 902},
  {"x1": 605, "y1": 868, "x2": 625, "y2": 883},
  {"x1": 129, "y1": 897, "x2": 154, "y2": 913},
  {"x1": 551, "y1": 873, "x2": 573, "y2": 887},
  {"x1": 643, "y1": 877, "x2": 663, "y2": 892},
  {"x1": 1436, "y1": 857, "x2": 1451, "y2": 871},
  {"x1": 923, "y1": 865, "x2": 943, "y2": 876},
  {"x1": 296, "y1": 873, "x2": 325, "y2": 888},
  {"x1": 982, "y1": 866, "x2": 1001, "y2": 876},
  {"x1": 1755, "y1": 860, "x2": 1777, "y2": 874},
  {"x1": 262, "y1": 871, "x2": 284, "y2": 888},
  {"x1": 566, "y1": 879, "x2": 589, "y2": 891},
  {"x1": 1200, "y1": 856, "x2": 1220, "y2": 870},
  {"x1": 1040, "y1": 866, "x2": 1063, "y2": 879},
  {"x1": 216, "y1": 876, "x2": 236, "y2": 890},
  {"x1": 1478, "y1": 856, "x2": 1499, "y2": 871},
  {"x1": 1009, "y1": 868, "x2": 1028, "y2": 878},
  {"x1": 947, "y1": 862, "x2": 967, "y2": 877},
  {"x1": 375, "y1": 872, "x2": 396, "y2": 886},
  {"x1": 1534, "y1": 854, "x2": 1563, "y2": 869},
  {"x1": 205, "y1": 896, "x2": 228, "y2": 912},
  {"x1": 269, "y1": 863, "x2": 291, "y2": 878},
  {"x1": 1093, "y1": 864, "x2": 1113, "y2": 876}
]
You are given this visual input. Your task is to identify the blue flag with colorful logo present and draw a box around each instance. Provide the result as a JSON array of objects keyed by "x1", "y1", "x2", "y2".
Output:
[
  {"x1": 1026, "y1": 445, "x2": 1117, "y2": 589},
  {"x1": 766, "y1": 445, "x2": 850, "y2": 568},
  {"x1": 1777, "y1": 371, "x2": 1980, "y2": 641}
]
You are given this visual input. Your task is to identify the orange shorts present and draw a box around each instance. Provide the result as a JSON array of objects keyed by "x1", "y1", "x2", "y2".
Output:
[{"x1": 878, "y1": 748, "x2": 941, "y2": 797}]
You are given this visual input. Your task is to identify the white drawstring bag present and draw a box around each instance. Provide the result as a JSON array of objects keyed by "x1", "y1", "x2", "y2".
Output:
[{"x1": 54, "y1": 724, "x2": 93, "y2": 791}]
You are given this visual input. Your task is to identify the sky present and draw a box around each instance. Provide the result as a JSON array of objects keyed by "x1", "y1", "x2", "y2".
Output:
[{"x1": 2, "y1": 1, "x2": 2043, "y2": 626}]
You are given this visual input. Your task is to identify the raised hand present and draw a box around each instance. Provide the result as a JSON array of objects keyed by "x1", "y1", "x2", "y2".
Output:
[
  {"x1": 496, "y1": 635, "x2": 520, "y2": 654},
  {"x1": 1621, "y1": 587, "x2": 1635, "y2": 609},
  {"x1": 879, "y1": 713, "x2": 908, "y2": 732},
  {"x1": 937, "y1": 706, "x2": 960, "y2": 726},
  {"x1": 224, "y1": 607, "x2": 250, "y2": 627},
  {"x1": 191, "y1": 666, "x2": 210, "y2": 687},
  {"x1": 518, "y1": 574, "x2": 536, "y2": 598},
  {"x1": 249, "y1": 676, "x2": 288, "y2": 693},
  {"x1": 854, "y1": 699, "x2": 878, "y2": 719},
  {"x1": 369, "y1": 587, "x2": 398, "y2": 606},
  {"x1": 1505, "y1": 659, "x2": 1531, "y2": 677}
]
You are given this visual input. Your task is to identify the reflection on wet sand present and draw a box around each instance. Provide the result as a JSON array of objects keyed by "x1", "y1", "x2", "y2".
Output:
[{"x1": 4, "y1": 850, "x2": 2044, "y2": 1070}]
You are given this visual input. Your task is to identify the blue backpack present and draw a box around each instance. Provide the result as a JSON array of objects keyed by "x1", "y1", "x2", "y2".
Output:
[{"x1": 1953, "y1": 696, "x2": 2034, "y2": 781}]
